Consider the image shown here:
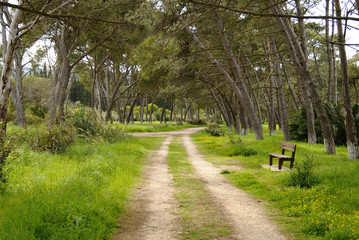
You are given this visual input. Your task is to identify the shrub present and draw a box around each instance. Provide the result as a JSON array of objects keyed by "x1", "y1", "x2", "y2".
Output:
[
  {"x1": 29, "y1": 105, "x2": 47, "y2": 119},
  {"x1": 188, "y1": 119, "x2": 206, "y2": 125},
  {"x1": 27, "y1": 125, "x2": 77, "y2": 153},
  {"x1": 227, "y1": 132, "x2": 241, "y2": 144},
  {"x1": 289, "y1": 102, "x2": 359, "y2": 146},
  {"x1": 67, "y1": 107, "x2": 100, "y2": 136},
  {"x1": 205, "y1": 124, "x2": 225, "y2": 136},
  {"x1": 288, "y1": 154, "x2": 319, "y2": 188},
  {"x1": 176, "y1": 120, "x2": 183, "y2": 125},
  {"x1": 99, "y1": 126, "x2": 128, "y2": 143}
]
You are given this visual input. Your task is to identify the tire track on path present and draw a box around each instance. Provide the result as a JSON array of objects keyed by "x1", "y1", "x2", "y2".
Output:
[
  {"x1": 182, "y1": 134, "x2": 288, "y2": 240},
  {"x1": 112, "y1": 136, "x2": 179, "y2": 240},
  {"x1": 114, "y1": 127, "x2": 288, "y2": 240}
]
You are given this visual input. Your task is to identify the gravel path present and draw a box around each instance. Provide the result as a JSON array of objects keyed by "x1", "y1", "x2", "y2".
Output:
[{"x1": 113, "y1": 127, "x2": 288, "y2": 240}]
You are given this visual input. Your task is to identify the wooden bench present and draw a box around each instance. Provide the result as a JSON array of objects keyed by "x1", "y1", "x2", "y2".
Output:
[{"x1": 269, "y1": 142, "x2": 296, "y2": 170}]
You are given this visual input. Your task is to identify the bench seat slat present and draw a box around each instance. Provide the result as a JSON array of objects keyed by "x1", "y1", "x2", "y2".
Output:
[{"x1": 269, "y1": 153, "x2": 292, "y2": 159}]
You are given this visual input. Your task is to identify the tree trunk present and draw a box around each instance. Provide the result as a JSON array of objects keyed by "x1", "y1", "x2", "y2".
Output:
[
  {"x1": 150, "y1": 100, "x2": 154, "y2": 123},
  {"x1": 0, "y1": 2, "x2": 23, "y2": 178},
  {"x1": 116, "y1": 101, "x2": 122, "y2": 123},
  {"x1": 334, "y1": 0, "x2": 358, "y2": 159},
  {"x1": 326, "y1": 0, "x2": 334, "y2": 102},
  {"x1": 271, "y1": 0, "x2": 335, "y2": 153},
  {"x1": 213, "y1": 9, "x2": 263, "y2": 139},
  {"x1": 126, "y1": 93, "x2": 139, "y2": 124},
  {"x1": 160, "y1": 97, "x2": 167, "y2": 124},
  {"x1": 331, "y1": 3, "x2": 338, "y2": 106},
  {"x1": 272, "y1": 39, "x2": 290, "y2": 141},
  {"x1": 170, "y1": 99, "x2": 174, "y2": 122},
  {"x1": 145, "y1": 97, "x2": 148, "y2": 122},
  {"x1": 0, "y1": 3, "x2": 22, "y2": 131},
  {"x1": 280, "y1": 55, "x2": 300, "y2": 109},
  {"x1": 140, "y1": 98, "x2": 145, "y2": 123},
  {"x1": 208, "y1": 85, "x2": 232, "y2": 131},
  {"x1": 165, "y1": 2, "x2": 263, "y2": 139},
  {"x1": 13, "y1": 46, "x2": 26, "y2": 128},
  {"x1": 312, "y1": 46, "x2": 324, "y2": 87}
]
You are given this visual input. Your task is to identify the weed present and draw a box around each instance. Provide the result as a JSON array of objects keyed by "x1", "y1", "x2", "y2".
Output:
[
  {"x1": 227, "y1": 131, "x2": 241, "y2": 144},
  {"x1": 204, "y1": 124, "x2": 225, "y2": 136},
  {"x1": 220, "y1": 170, "x2": 231, "y2": 174},
  {"x1": 288, "y1": 154, "x2": 319, "y2": 188}
]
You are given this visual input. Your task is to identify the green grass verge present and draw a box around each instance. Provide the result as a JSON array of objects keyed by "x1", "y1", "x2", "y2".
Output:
[
  {"x1": 0, "y1": 137, "x2": 162, "y2": 239},
  {"x1": 167, "y1": 137, "x2": 233, "y2": 240},
  {"x1": 111, "y1": 121, "x2": 205, "y2": 133},
  {"x1": 192, "y1": 125, "x2": 359, "y2": 240}
]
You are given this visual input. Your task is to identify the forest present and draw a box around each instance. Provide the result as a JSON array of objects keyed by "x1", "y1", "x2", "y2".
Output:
[{"x1": 0, "y1": 0, "x2": 359, "y2": 239}]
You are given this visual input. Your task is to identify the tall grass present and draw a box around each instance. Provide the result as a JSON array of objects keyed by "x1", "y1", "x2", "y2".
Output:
[
  {"x1": 0, "y1": 137, "x2": 162, "y2": 239},
  {"x1": 192, "y1": 125, "x2": 359, "y2": 239}
]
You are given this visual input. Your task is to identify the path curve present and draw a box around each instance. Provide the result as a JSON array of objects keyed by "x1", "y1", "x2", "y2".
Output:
[{"x1": 115, "y1": 127, "x2": 287, "y2": 240}]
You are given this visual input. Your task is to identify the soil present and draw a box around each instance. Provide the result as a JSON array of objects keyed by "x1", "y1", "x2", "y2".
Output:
[{"x1": 112, "y1": 127, "x2": 288, "y2": 240}]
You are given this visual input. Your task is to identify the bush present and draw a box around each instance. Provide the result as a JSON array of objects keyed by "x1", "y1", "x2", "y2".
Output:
[
  {"x1": 288, "y1": 154, "x2": 319, "y2": 188},
  {"x1": 188, "y1": 119, "x2": 206, "y2": 125},
  {"x1": 99, "y1": 126, "x2": 128, "y2": 143},
  {"x1": 205, "y1": 124, "x2": 225, "y2": 136},
  {"x1": 27, "y1": 125, "x2": 77, "y2": 153},
  {"x1": 67, "y1": 107, "x2": 100, "y2": 136},
  {"x1": 289, "y1": 102, "x2": 359, "y2": 146},
  {"x1": 176, "y1": 120, "x2": 183, "y2": 125},
  {"x1": 29, "y1": 105, "x2": 47, "y2": 119}
]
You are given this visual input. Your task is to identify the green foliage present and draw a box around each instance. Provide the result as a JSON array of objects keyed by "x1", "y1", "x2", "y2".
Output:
[
  {"x1": 220, "y1": 170, "x2": 231, "y2": 174},
  {"x1": 188, "y1": 118, "x2": 206, "y2": 125},
  {"x1": 69, "y1": 81, "x2": 91, "y2": 106},
  {"x1": 204, "y1": 124, "x2": 225, "y2": 136},
  {"x1": 288, "y1": 154, "x2": 319, "y2": 188},
  {"x1": 227, "y1": 132, "x2": 241, "y2": 144},
  {"x1": 29, "y1": 105, "x2": 47, "y2": 119},
  {"x1": 67, "y1": 107, "x2": 100, "y2": 136},
  {"x1": 99, "y1": 126, "x2": 127, "y2": 143},
  {"x1": 0, "y1": 137, "x2": 161, "y2": 239},
  {"x1": 289, "y1": 103, "x2": 359, "y2": 146},
  {"x1": 26, "y1": 125, "x2": 77, "y2": 153}
]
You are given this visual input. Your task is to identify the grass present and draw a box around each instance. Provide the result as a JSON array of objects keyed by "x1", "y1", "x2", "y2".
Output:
[
  {"x1": 0, "y1": 136, "x2": 162, "y2": 239},
  {"x1": 192, "y1": 125, "x2": 359, "y2": 240},
  {"x1": 111, "y1": 121, "x2": 205, "y2": 133},
  {"x1": 167, "y1": 137, "x2": 233, "y2": 240}
]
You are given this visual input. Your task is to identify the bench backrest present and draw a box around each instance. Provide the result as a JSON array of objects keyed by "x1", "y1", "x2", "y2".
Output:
[{"x1": 279, "y1": 142, "x2": 296, "y2": 159}]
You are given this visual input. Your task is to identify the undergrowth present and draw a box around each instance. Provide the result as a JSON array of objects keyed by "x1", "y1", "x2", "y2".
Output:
[{"x1": 0, "y1": 137, "x2": 162, "y2": 239}]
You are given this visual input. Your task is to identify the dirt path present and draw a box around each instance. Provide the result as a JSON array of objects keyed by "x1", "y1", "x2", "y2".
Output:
[
  {"x1": 114, "y1": 127, "x2": 287, "y2": 240},
  {"x1": 182, "y1": 135, "x2": 287, "y2": 240},
  {"x1": 112, "y1": 136, "x2": 179, "y2": 240}
]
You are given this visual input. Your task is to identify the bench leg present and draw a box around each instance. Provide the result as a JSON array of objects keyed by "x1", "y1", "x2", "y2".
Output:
[
  {"x1": 269, "y1": 155, "x2": 273, "y2": 166},
  {"x1": 290, "y1": 161, "x2": 294, "y2": 169},
  {"x1": 278, "y1": 159, "x2": 283, "y2": 170}
]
